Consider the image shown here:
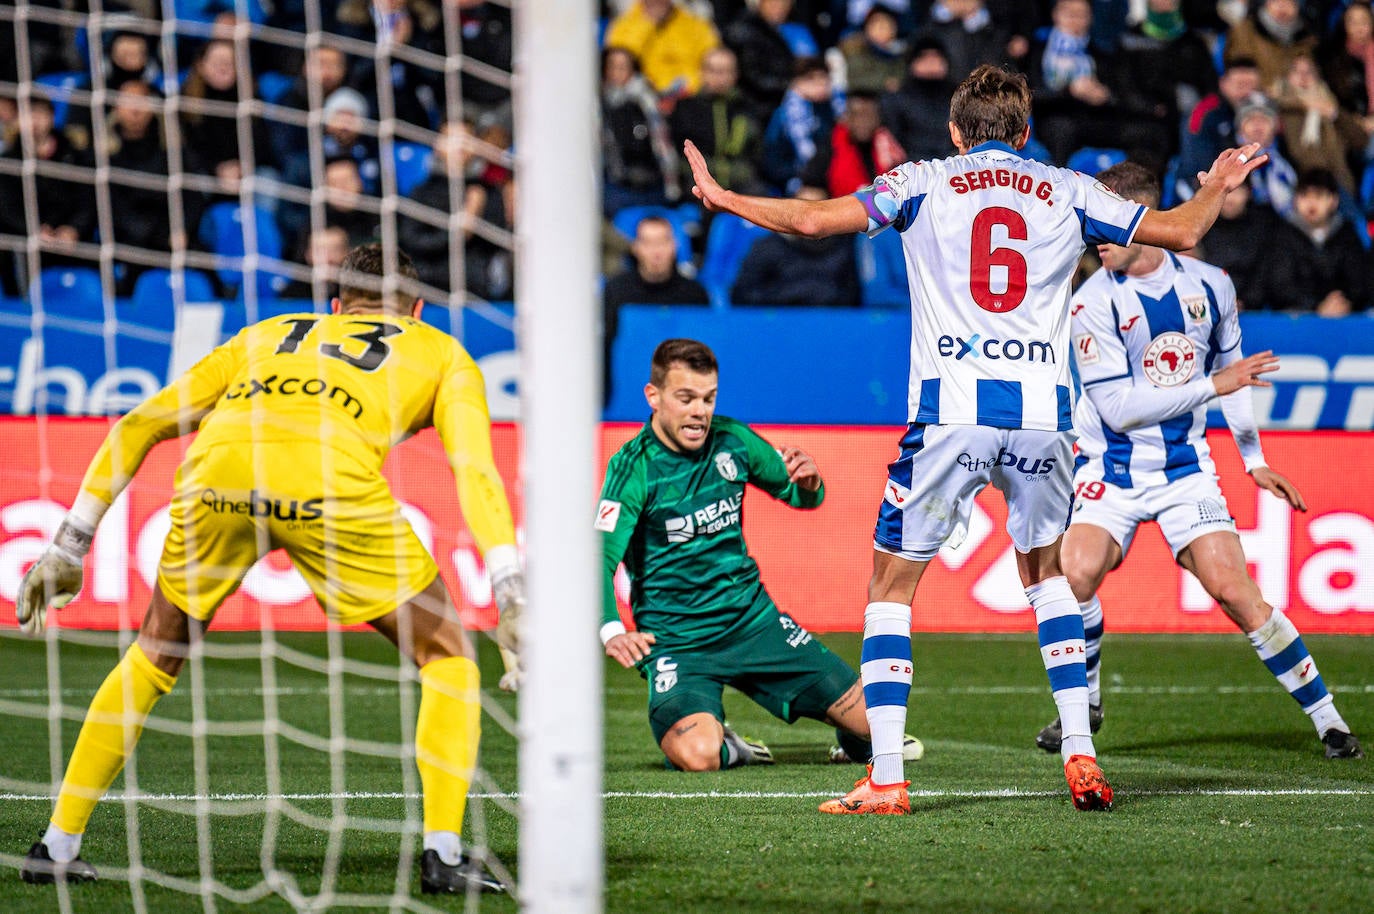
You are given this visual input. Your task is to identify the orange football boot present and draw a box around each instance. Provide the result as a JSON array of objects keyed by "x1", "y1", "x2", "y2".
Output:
[
  {"x1": 1064, "y1": 754, "x2": 1114, "y2": 811},
  {"x1": 818, "y1": 766, "x2": 910, "y2": 815}
]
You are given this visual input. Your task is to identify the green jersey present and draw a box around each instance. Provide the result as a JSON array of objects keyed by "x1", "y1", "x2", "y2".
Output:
[{"x1": 597, "y1": 415, "x2": 824, "y2": 650}]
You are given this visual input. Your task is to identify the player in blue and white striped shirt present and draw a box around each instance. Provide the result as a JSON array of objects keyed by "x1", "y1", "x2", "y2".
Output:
[
  {"x1": 685, "y1": 64, "x2": 1272, "y2": 813},
  {"x1": 1035, "y1": 161, "x2": 1362, "y2": 760}
]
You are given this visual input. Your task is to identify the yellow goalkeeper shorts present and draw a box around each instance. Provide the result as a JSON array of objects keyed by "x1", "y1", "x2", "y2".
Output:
[{"x1": 156, "y1": 440, "x2": 438, "y2": 626}]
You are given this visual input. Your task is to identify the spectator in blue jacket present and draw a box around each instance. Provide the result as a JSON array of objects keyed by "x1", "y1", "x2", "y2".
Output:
[{"x1": 761, "y1": 57, "x2": 838, "y2": 194}]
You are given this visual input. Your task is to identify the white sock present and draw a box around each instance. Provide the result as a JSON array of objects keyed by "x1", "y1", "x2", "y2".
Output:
[
  {"x1": 1026, "y1": 577, "x2": 1094, "y2": 762},
  {"x1": 1306, "y1": 695, "x2": 1347, "y2": 738},
  {"x1": 423, "y1": 830, "x2": 463, "y2": 866},
  {"x1": 42, "y1": 822, "x2": 81, "y2": 863},
  {"x1": 868, "y1": 706, "x2": 909, "y2": 785},
  {"x1": 1246, "y1": 608, "x2": 1347, "y2": 736},
  {"x1": 861, "y1": 601, "x2": 913, "y2": 786},
  {"x1": 1081, "y1": 595, "x2": 1104, "y2": 706}
]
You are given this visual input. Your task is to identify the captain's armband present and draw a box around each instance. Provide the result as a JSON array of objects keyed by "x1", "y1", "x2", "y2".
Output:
[{"x1": 853, "y1": 183, "x2": 900, "y2": 234}]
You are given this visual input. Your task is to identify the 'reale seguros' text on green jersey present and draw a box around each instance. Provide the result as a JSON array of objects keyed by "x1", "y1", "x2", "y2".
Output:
[{"x1": 596, "y1": 416, "x2": 824, "y2": 650}]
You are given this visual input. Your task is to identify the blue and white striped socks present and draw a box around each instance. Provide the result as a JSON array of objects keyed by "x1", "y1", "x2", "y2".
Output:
[
  {"x1": 1081, "y1": 594, "x2": 1104, "y2": 705},
  {"x1": 861, "y1": 601, "x2": 912, "y2": 786},
  {"x1": 1247, "y1": 608, "x2": 1348, "y2": 737},
  {"x1": 1027, "y1": 577, "x2": 1093, "y2": 761}
]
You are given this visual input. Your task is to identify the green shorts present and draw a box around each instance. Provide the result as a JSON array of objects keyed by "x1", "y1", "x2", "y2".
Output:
[{"x1": 639, "y1": 612, "x2": 859, "y2": 744}]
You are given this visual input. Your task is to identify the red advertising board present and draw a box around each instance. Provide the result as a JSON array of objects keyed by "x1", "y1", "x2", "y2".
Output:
[{"x1": 1, "y1": 418, "x2": 1371, "y2": 634}]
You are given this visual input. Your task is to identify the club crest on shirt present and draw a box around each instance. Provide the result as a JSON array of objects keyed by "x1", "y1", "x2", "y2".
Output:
[
  {"x1": 1142, "y1": 332, "x2": 1196, "y2": 387},
  {"x1": 714, "y1": 452, "x2": 739, "y2": 481},
  {"x1": 1182, "y1": 295, "x2": 1208, "y2": 322}
]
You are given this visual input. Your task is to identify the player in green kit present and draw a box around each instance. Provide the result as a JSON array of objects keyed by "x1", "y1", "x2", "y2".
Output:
[{"x1": 597, "y1": 339, "x2": 921, "y2": 771}]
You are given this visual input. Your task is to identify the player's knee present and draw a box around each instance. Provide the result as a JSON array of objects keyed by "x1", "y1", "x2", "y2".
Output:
[
  {"x1": 1064, "y1": 567, "x2": 1099, "y2": 604},
  {"x1": 412, "y1": 630, "x2": 475, "y2": 668},
  {"x1": 663, "y1": 733, "x2": 723, "y2": 772},
  {"x1": 1214, "y1": 581, "x2": 1268, "y2": 627}
]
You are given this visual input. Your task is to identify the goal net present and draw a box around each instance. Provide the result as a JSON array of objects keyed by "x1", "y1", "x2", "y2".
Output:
[{"x1": 0, "y1": 0, "x2": 602, "y2": 910}]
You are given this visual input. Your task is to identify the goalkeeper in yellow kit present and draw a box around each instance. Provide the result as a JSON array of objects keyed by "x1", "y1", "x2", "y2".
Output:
[{"x1": 15, "y1": 244, "x2": 522, "y2": 895}]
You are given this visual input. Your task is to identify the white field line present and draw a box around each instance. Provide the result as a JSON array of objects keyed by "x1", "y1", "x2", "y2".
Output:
[
  {"x1": 1, "y1": 787, "x2": 1372, "y2": 803},
  {"x1": 1, "y1": 684, "x2": 1373, "y2": 700}
]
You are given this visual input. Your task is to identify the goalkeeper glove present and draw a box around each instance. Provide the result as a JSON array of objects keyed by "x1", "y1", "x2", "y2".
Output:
[
  {"x1": 492, "y1": 567, "x2": 525, "y2": 692},
  {"x1": 16, "y1": 517, "x2": 94, "y2": 636}
]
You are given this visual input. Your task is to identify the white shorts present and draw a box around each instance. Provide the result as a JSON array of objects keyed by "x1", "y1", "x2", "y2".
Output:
[
  {"x1": 1068, "y1": 470, "x2": 1236, "y2": 558},
  {"x1": 874, "y1": 423, "x2": 1074, "y2": 561}
]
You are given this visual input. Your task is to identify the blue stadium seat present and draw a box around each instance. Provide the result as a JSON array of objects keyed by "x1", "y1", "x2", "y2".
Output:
[
  {"x1": 131, "y1": 268, "x2": 217, "y2": 311},
  {"x1": 197, "y1": 201, "x2": 289, "y2": 295},
  {"x1": 257, "y1": 70, "x2": 294, "y2": 104},
  {"x1": 393, "y1": 141, "x2": 434, "y2": 196},
  {"x1": 1161, "y1": 155, "x2": 1185, "y2": 208},
  {"x1": 34, "y1": 71, "x2": 89, "y2": 130},
  {"x1": 1066, "y1": 147, "x2": 1128, "y2": 176},
  {"x1": 30, "y1": 268, "x2": 107, "y2": 319},
  {"x1": 697, "y1": 213, "x2": 770, "y2": 310}
]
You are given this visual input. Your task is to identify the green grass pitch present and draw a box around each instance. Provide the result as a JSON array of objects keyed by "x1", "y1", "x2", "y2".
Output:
[{"x1": 0, "y1": 630, "x2": 1370, "y2": 913}]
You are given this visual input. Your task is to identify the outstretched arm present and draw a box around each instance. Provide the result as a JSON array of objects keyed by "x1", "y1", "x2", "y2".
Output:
[
  {"x1": 1132, "y1": 143, "x2": 1267, "y2": 250},
  {"x1": 684, "y1": 140, "x2": 868, "y2": 238},
  {"x1": 433, "y1": 354, "x2": 524, "y2": 688},
  {"x1": 17, "y1": 340, "x2": 241, "y2": 634}
]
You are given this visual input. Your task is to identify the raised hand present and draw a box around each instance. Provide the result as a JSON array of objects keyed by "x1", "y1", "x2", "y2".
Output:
[
  {"x1": 683, "y1": 140, "x2": 728, "y2": 213},
  {"x1": 1199, "y1": 143, "x2": 1268, "y2": 193}
]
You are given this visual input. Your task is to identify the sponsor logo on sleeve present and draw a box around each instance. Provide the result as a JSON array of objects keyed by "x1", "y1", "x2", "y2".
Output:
[
  {"x1": 594, "y1": 499, "x2": 621, "y2": 532},
  {"x1": 1074, "y1": 333, "x2": 1100, "y2": 366}
]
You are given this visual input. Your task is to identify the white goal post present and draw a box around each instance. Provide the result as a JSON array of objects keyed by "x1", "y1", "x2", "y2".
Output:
[{"x1": 514, "y1": 2, "x2": 604, "y2": 913}]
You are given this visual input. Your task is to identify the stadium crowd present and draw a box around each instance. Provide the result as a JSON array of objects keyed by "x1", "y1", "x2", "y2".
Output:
[{"x1": 1, "y1": 0, "x2": 1372, "y2": 318}]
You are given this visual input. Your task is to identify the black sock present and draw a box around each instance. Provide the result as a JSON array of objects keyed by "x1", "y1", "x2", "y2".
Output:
[{"x1": 836, "y1": 727, "x2": 872, "y2": 763}]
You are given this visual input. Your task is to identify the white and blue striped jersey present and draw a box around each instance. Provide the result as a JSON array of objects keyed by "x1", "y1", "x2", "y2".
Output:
[
  {"x1": 855, "y1": 141, "x2": 1146, "y2": 432},
  {"x1": 1071, "y1": 253, "x2": 1244, "y2": 487}
]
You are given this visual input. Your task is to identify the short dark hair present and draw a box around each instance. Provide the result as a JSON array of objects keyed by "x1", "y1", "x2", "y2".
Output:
[
  {"x1": 1095, "y1": 161, "x2": 1160, "y2": 207},
  {"x1": 949, "y1": 64, "x2": 1031, "y2": 148},
  {"x1": 1224, "y1": 56, "x2": 1259, "y2": 72},
  {"x1": 634, "y1": 214, "x2": 674, "y2": 238},
  {"x1": 337, "y1": 242, "x2": 421, "y2": 312},
  {"x1": 1295, "y1": 168, "x2": 1340, "y2": 196},
  {"x1": 792, "y1": 56, "x2": 829, "y2": 80},
  {"x1": 650, "y1": 339, "x2": 718, "y2": 387}
]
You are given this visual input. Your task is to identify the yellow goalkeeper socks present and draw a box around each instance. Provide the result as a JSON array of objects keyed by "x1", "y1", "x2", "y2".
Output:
[
  {"x1": 51, "y1": 642, "x2": 177, "y2": 836},
  {"x1": 416, "y1": 655, "x2": 482, "y2": 838}
]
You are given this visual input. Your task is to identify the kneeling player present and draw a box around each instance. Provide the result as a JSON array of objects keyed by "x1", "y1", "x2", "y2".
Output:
[
  {"x1": 1034, "y1": 163, "x2": 1362, "y2": 760},
  {"x1": 17, "y1": 244, "x2": 527, "y2": 892},
  {"x1": 598, "y1": 339, "x2": 921, "y2": 773}
]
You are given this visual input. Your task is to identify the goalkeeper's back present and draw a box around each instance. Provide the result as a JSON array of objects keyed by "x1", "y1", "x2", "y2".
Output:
[
  {"x1": 73, "y1": 244, "x2": 514, "y2": 559},
  {"x1": 188, "y1": 309, "x2": 488, "y2": 471}
]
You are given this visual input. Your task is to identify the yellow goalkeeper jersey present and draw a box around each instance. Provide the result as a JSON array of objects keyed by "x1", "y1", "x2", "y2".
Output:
[{"x1": 76, "y1": 310, "x2": 516, "y2": 558}]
